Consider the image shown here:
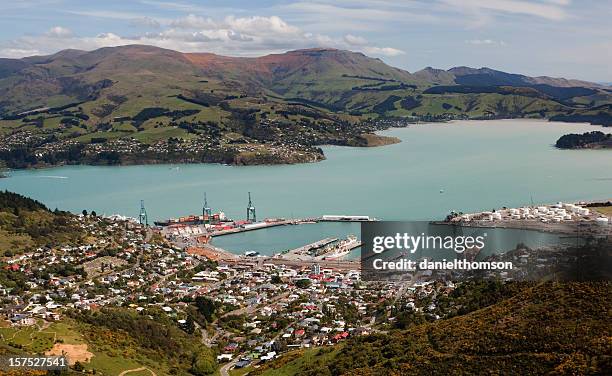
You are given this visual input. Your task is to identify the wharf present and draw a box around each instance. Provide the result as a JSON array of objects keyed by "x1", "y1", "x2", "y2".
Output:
[
  {"x1": 233, "y1": 257, "x2": 361, "y2": 271},
  {"x1": 315, "y1": 239, "x2": 363, "y2": 260},
  {"x1": 282, "y1": 237, "x2": 339, "y2": 260},
  {"x1": 209, "y1": 220, "x2": 292, "y2": 237},
  {"x1": 433, "y1": 219, "x2": 611, "y2": 236}
]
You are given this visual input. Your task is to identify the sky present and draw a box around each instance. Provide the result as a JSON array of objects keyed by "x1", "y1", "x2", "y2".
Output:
[{"x1": 0, "y1": 0, "x2": 611, "y2": 81}]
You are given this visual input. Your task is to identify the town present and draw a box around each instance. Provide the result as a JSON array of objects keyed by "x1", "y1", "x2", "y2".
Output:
[{"x1": 0, "y1": 197, "x2": 610, "y2": 374}]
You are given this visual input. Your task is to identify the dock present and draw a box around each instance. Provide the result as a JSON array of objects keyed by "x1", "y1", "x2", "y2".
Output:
[
  {"x1": 315, "y1": 238, "x2": 362, "y2": 260},
  {"x1": 282, "y1": 238, "x2": 339, "y2": 260},
  {"x1": 320, "y1": 215, "x2": 377, "y2": 222},
  {"x1": 209, "y1": 220, "x2": 292, "y2": 237}
]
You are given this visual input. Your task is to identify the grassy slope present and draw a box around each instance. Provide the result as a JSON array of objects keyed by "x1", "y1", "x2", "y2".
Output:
[
  {"x1": 0, "y1": 46, "x2": 610, "y2": 168},
  {"x1": 0, "y1": 191, "x2": 83, "y2": 256},
  {"x1": 593, "y1": 206, "x2": 612, "y2": 216},
  {"x1": 1, "y1": 46, "x2": 607, "y2": 122},
  {"x1": 258, "y1": 282, "x2": 611, "y2": 375},
  {"x1": 0, "y1": 309, "x2": 217, "y2": 376},
  {"x1": 0, "y1": 318, "x2": 165, "y2": 375}
]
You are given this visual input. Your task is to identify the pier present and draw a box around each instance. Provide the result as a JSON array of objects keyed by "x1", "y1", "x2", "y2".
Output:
[
  {"x1": 209, "y1": 220, "x2": 293, "y2": 237},
  {"x1": 161, "y1": 218, "x2": 325, "y2": 240},
  {"x1": 315, "y1": 237, "x2": 362, "y2": 260},
  {"x1": 282, "y1": 237, "x2": 339, "y2": 260}
]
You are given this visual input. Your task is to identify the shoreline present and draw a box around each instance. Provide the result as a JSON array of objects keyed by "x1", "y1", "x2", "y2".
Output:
[{"x1": 1, "y1": 119, "x2": 608, "y2": 172}]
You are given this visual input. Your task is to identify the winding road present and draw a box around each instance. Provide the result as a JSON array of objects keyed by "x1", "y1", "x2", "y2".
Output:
[{"x1": 118, "y1": 366, "x2": 157, "y2": 376}]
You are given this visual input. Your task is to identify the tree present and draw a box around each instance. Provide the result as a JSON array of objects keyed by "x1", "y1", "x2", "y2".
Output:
[
  {"x1": 73, "y1": 361, "x2": 84, "y2": 371},
  {"x1": 195, "y1": 296, "x2": 217, "y2": 322},
  {"x1": 191, "y1": 348, "x2": 216, "y2": 375},
  {"x1": 272, "y1": 340, "x2": 287, "y2": 353},
  {"x1": 295, "y1": 279, "x2": 311, "y2": 289},
  {"x1": 184, "y1": 315, "x2": 196, "y2": 334},
  {"x1": 271, "y1": 275, "x2": 282, "y2": 284}
]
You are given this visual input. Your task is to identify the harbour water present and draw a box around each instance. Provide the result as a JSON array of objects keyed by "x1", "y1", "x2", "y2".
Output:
[{"x1": 2, "y1": 120, "x2": 610, "y2": 254}]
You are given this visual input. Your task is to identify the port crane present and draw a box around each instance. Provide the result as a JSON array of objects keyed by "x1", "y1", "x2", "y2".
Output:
[
  {"x1": 203, "y1": 192, "x2": 212, "y2": 223},
  {"x1": 247, "y1": 192, "x2": 256, "y2": 222},
  {"x1": 139, "y1": 200, "x2": 148, "y2": 226}
]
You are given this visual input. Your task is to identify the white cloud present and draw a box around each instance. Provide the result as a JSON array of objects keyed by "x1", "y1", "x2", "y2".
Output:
[
  {"x1": 45, "y1": 26, "x2": 72, "y2": 38},
  {"x1": 68, "y1": 10, "x2": 156, "y2": 21},
  {"x1": 280, "y1": 1, "x2": 440, "y2": 32},
  {"x1": 0, "y1": 14, "x2": 403, "y2": 59},
  {"x1": 68, "y1": 10, "x2": 171, "y2": 28},
  {"x1": 441, "y1": 0, "x2": 569, "y2": 21},
  {"x1": 283, "y1": 1, "x2": 438, "y2": 23},
  {"x1": 542, "y1": 0, "x2": 571, "y2": 5},
  {"x1": 344, "y1": 34, "x2": 368, "y2": 46},
  {"x1": 363, "y1": 46, "x2": 405, "y2": 56},
  {"x1": 138, "y1": 0, "x2": 212, "y2": 13},
  {"x1": 225, "y1": 15, "x2": 300, "y2": 36},
  {"x1": 0, "y1": 48, "x2": 41, "y2": 58},
  {"x1": 465, "y1": 39, "x2": 506, "y2": 45},
  {"x1": 131, "y1": 16, "x2": 162, "y2": 28},
  {"x1": 171, "y1": 14, "x2": 218, "y2": 29}
]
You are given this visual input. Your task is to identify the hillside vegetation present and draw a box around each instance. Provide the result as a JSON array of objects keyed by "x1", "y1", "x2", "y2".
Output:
[
  {"x1": 0, "y1": 45, "x2": 610, "y2": 168},
  {"x1": 0, "y1": 309, "x2": 217, "y2": 376},
  {"x1": 257, "y1": 282, "x2": 611, "y2": 375},
  {"x1": 70, "y1": 307, "x2": 217, "y2": 375},
  {"x1": 556, "y1": 131, "x2": 612, "y2": 149},
  {"x1": 0, "y1": 190, "x2": 83, "y2": 256}
]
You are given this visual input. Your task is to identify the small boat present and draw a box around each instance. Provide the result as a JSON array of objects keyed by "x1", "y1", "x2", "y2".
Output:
[{"x1": 244, "y1": 251, "x2": 260, "y2": 257}]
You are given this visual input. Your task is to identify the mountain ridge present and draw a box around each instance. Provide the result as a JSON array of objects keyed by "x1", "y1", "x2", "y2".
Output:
[
  {"x1": 3, "y1": 45, "x2": 603, "y2": 88},
  {"x1": 0, "y1": 44, "x2": 610, "y2": 168},
  {"x1": 0, "y1": 44, "x2": 607, "y2": 115}
]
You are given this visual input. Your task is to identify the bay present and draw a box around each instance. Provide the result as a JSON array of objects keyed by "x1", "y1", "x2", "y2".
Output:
[{"x1": 2, "y1": 119, "x2": 610, "y2": 254}]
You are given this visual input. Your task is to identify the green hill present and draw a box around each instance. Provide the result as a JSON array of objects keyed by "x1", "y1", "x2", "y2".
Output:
[
  {"x1": 0, "y1": 45, "x2": 610, "y2": 168},
  {"x1": 0, "y1": 307, "x2": 217, "y2": 376},
  {"x1": 0, "y1": 190, "x2": 84, "y2": 256},
  {"x1": 257, "y1": 282, "x2": 611, "y2": 375}
]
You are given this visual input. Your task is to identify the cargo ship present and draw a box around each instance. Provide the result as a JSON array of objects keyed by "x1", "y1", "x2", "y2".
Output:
[{"x1": 154, "y1": 211, "x2": 230, "y2": 227}]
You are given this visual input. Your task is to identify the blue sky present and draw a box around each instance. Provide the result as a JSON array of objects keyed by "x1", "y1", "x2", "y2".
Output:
[{"x1": 1, "y1": 0, "x2": 610, "y2": 81}]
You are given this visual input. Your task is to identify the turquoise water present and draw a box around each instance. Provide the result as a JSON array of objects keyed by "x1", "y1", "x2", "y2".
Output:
[
  {"x1": 210, "y1": 221, "x2": 567, "y2": 257},
  {"x1": 213, "y1": 222, "x2": 361, "y2": 256},
  {"x1": 1, "y1": 119, "x2": 610, "y2": 254}
]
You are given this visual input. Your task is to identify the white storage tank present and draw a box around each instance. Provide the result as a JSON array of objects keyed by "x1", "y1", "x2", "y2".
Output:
[{"x1": 243, "y1": 222, "x2": 269, "y2": 230}]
